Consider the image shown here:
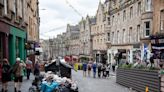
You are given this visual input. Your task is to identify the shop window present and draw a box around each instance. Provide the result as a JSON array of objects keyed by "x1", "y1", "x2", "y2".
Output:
[
  {"x1": 16, "y1": 37, "x2": 20, "y2": 57},
  {"x1": 145, "y1": 21, "x2": 150, "y2": 37}
]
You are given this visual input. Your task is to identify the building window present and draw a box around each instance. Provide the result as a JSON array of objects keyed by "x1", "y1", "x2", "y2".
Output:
[
  {"x1": 123, "y1": 29, "x2": 125, "y2": 43},
  {"x1": 112, "y1": 32, "x2": 114, "y2": 44},
  {"x1": 108, "y1": 17, "x2": 110, "y2": 25},
  {"x1": 160, "y1": 10, "x2": 164, "y2": 32},
  {"x1": 123, "y1": 10, "x2": 126, "y2": 21},
  {"x1": 138, "y1": 2, "x2": 141, "y2": 15},
  {"x1": 145, "y1": 0, "x2": 152, "y2": 12},
  {"x1": 21, "y1": 0, "x2": 24, "y2": 18},
  {"x1": 112, "y1": 16, "x2": 114, "y2": 25},
  {"x1": 117, "y1": 31, "x2": 119, "y2": 44},
  {"x1": 107, "y1": 33, "x2": 110, "y2": 41},
  {"x1": 145, "y1": 21, "x2": 150, "y2": 37},
  {"x1": 137, "y1": 25, "x2": 140, "y2": 42},
  {"x1": 99, "y1": 14, "x2": 101, "y2": 22},
  {"x1": 130, "y1": 7, "x2": 133, "y2": 18},
  {"x1": 0, "y1": 6, "x2": 2, "y2": 16},
  {"x1": 4, "y1": 0, "x2": 8, "y2": 15},
  {"x1": 129, "y1": 27, "x2": 132, "y2": 43}
]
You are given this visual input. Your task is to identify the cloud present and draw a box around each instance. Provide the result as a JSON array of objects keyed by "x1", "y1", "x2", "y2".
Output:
[{"x1": 39, "y1": 0, "x2": 105, "y2": 39}]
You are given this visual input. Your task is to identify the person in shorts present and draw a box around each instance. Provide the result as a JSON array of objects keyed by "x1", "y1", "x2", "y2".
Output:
[
  {"x1": 82, "y1": 62, "x2": 87, "y2": 77},
  {"x1": 13, "y1": 58, "x2": 26, "y2": 92}
]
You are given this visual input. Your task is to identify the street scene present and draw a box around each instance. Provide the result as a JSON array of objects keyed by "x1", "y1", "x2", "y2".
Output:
[{"x1": 0, "y1": 0, "x2": 164, "y2": 92}]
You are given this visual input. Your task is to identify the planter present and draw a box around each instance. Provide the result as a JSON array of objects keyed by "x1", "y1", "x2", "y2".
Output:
[{"x1": 116, "y1": 68, "x2": 160, "y2": 92}]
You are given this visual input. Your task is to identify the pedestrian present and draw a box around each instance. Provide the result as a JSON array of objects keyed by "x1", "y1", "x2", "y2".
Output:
[
  {"x1": 26, "y1": 57, "x2": 32, "y2": 80},
  {"x1": 97, "y1": 62, "x2": 102, "y2": 78},
  {"x1": 106, "y1": 63, "x2": 110, "y2": 78},
  {"x1": 92, "y1": 62, "x2": 97, "y2": 78},
  {"x1": 1, "y1": 58, "x2": 11, "y2": 92},
  {"x1": 150, "y1": 53, "x2": 154, "y2": 67},
  {"x1": 102, "y1": 64, "x2": 106, "y2": 78},
  {"x1": 87, "y1": 63, "x2": 92, "y2": 77},
  {"x1": 13, "y1": 58, "x2": 26, "y2": 92},
  {"x1": 82, "y1": 62, "x2": 87, "y2": 77},
  {"x1": 34, "y1": 61, "x2": 40, "y2": 76},
  {"x1": 112, "y1": 60, "x2": 116, "y2": 72}
]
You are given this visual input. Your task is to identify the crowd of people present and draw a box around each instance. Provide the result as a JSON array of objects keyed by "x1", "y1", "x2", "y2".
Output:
[
  {"x1": 0, "y1": 57, "x2": 40, "y2": 92},
  {"x1": 82, "y1": 61, "x2": 116, "y2": 78}
]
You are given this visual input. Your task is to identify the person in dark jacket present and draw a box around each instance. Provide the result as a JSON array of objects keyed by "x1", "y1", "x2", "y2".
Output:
[
  {"x1": 82, "y1": 62, "x2": 87, "y2": 77},
  {"x1": 97, "y1": 63, "x2": 102, "y2": 78},
  {"x1": 1, "y1": 58, "x2": 11, "y2": 92},
  {"x1": 34, "y1": 61, "x2": 40, "y2": 76},
  {"x1": 92, "y1": 62, "x2": 97, "y2": 78}
]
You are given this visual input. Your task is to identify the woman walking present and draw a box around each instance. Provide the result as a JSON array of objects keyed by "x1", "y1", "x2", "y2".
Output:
[{"x1": 1, "y1": 58, "x2": 11, "y2": 92}]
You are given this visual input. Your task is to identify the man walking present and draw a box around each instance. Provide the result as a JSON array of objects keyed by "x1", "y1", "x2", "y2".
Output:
[
  {"x1": 97, "y1": 62, "x2": 102, "y2": 78},
  {"x1": 92, "y1": 62, "x2": 97, "y2": 78},
  {"x1": 13, "y1": 58, "x2": 26, "y2": 92},
  {"x1": 82, "y1": 62, "x2": 87, "y2": 77},
  {"x1": 26, "y1": 57, "x2": 32, "y2": 80}
]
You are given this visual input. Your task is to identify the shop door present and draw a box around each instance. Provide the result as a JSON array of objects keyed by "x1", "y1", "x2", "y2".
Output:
[{"x1": 0, "y1": 33, "x2": 3, "y2": 60}]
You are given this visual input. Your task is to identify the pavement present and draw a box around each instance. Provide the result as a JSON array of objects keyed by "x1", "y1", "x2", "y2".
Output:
[
  {"x1": 0, "y1": 74, "x2": 35, "y2": 92},
  {"x1": 72, "y1": 70, "x2": 135, "y2": 92},
  {"x1": 0, "y1": 71, "x2": 135, "y2": 92}
]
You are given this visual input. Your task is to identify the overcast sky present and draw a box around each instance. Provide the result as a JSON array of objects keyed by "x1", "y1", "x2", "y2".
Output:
[{"x1": 39, "y1": 0, "x2": 105, "y2": 39}]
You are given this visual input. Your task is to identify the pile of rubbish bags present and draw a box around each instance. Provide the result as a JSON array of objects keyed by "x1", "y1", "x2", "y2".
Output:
[{"x1": 29, "y1": 71, "x2": 78, "y2": 92}]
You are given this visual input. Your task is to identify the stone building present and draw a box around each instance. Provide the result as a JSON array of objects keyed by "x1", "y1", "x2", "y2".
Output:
[
  {"x1": 65, "y1": 24, "x2": 80, "y2": 57},
  {"x1": 106, "y1": 0, "x2": 162, "y2": 64},
  {"x1": 26, "y1": 0, "x2": 40, "y2": 62},
  {"x1": 91, "y1": 2, "x2": 107, "y2": 63},
  {"x1": 0, "y1": 0, "x2": 39, "y2": 65},
  {"x1": 79, "y1": 16, "x2": 96, "y2": 60}
]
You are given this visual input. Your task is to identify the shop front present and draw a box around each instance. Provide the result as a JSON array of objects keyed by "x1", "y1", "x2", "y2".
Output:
[
  {"x1": 9, "y1": 26, "x2": 26, "y2": 65},
  {"x1": 93, "y1": 50, "x2": 107, "y2": 64},
  {"x1": 109, "y1": 45, "x2": 134, "y2": 65},
  {"x1": 0, "y1": 21, "x2": 9, "y2": 60},
  {"x1": 150, "y1": 35, "x2": 164, "y2": 68}
]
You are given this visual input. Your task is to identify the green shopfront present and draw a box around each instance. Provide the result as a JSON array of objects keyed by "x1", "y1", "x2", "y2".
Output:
[{"x1": 9, "y1": 26, "x2": 26, "y2": 65}]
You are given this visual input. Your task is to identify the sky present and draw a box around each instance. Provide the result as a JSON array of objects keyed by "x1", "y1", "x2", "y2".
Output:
[{"x1": 39, "y1": 0, "x2": 105, "y2": 39}]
